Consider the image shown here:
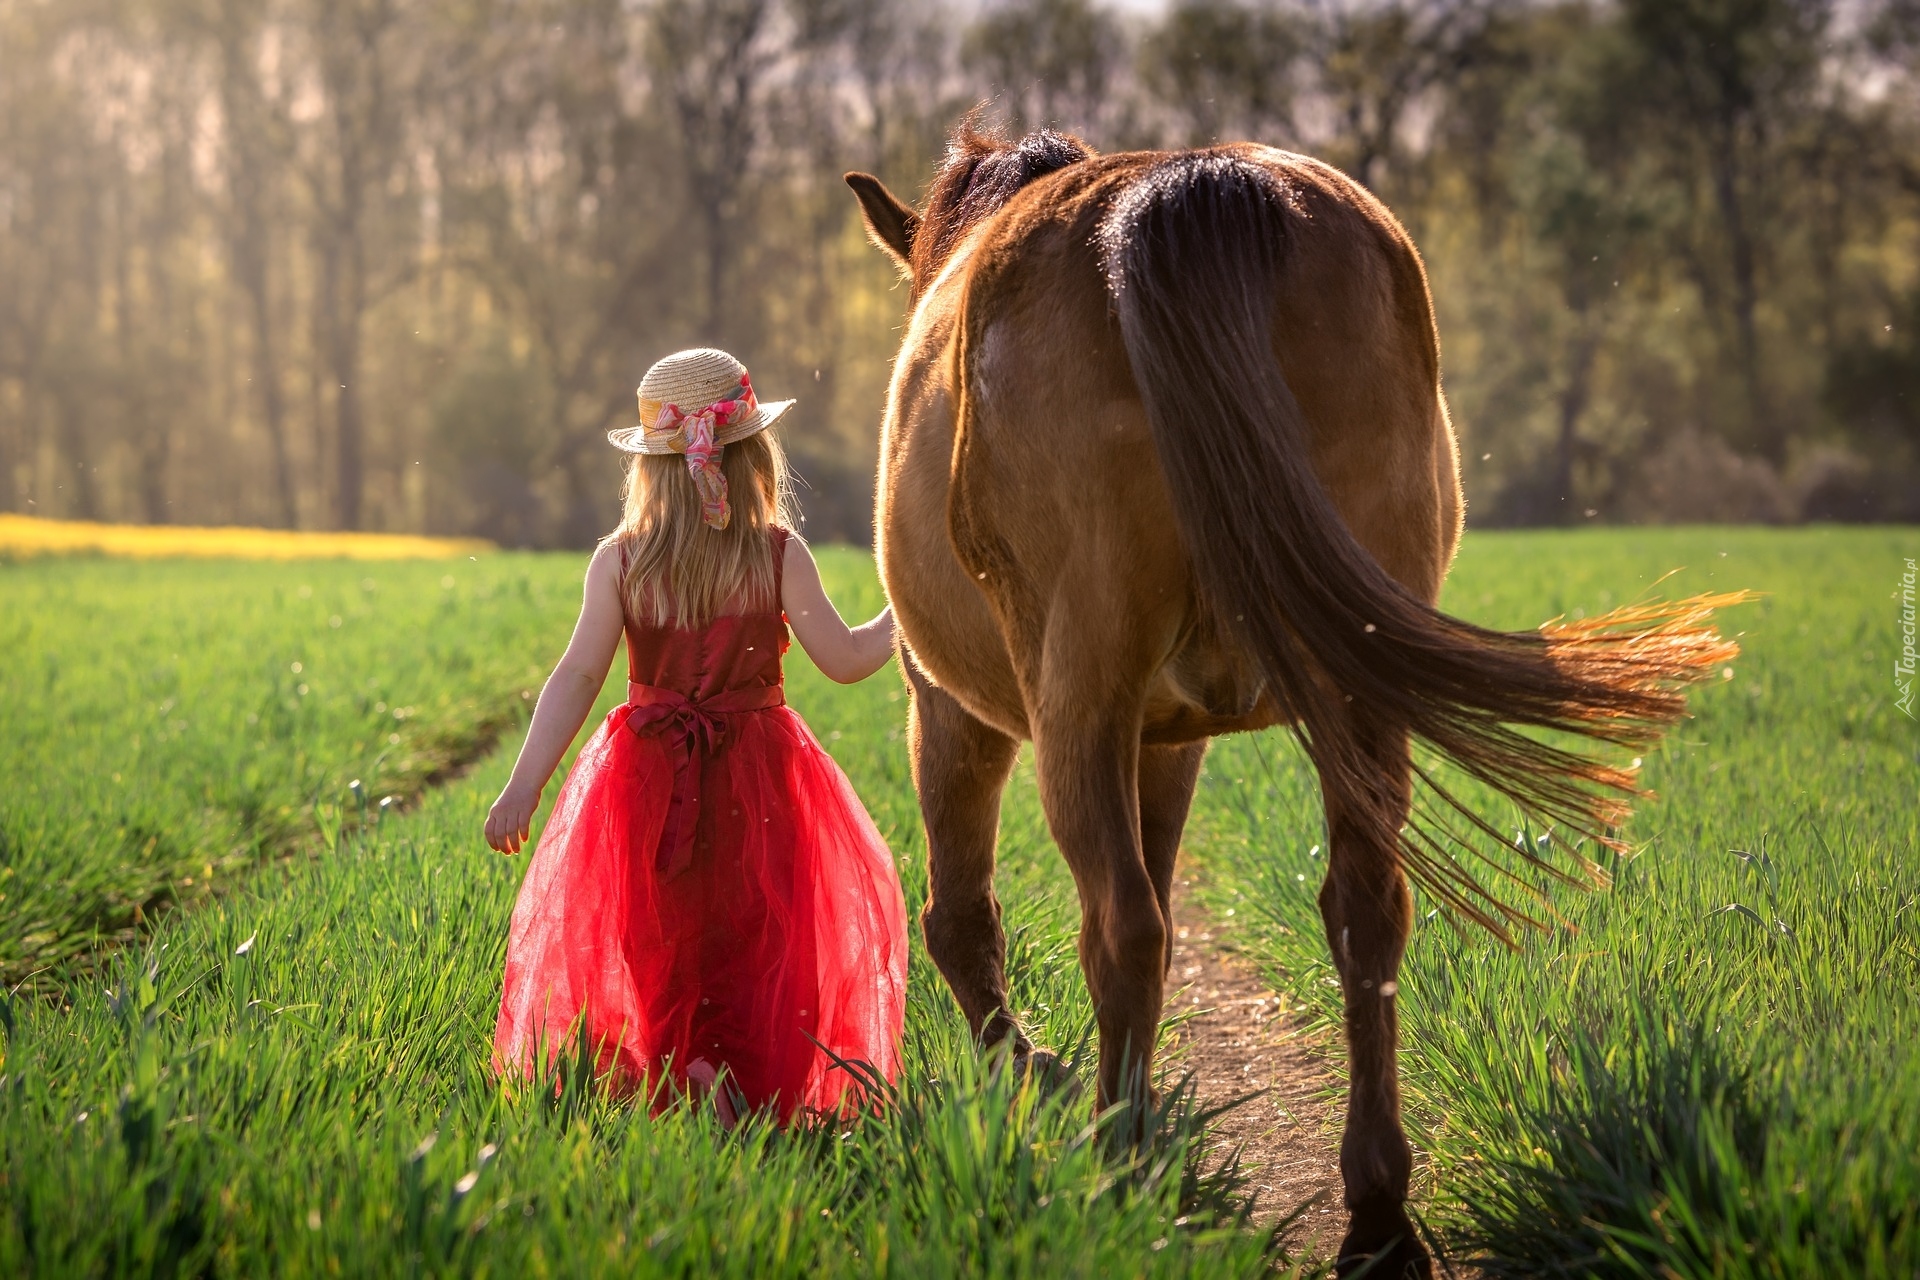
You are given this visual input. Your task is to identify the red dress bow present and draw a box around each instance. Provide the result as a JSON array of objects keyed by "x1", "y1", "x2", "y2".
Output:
[{"x1": 625, "y1": 680, "x2": 785, "y2": 877}]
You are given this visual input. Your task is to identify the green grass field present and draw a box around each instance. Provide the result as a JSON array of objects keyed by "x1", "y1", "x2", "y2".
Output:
[
  {"x1": 0, "y1": 547, "x2": 1275, "y2": 1278},
  {"x1": 2, "y1": 528, "x2": 1914, "y2": 1276},
  {"x1": 0, "y1": 556, "x2": 567, "y2": 982}
]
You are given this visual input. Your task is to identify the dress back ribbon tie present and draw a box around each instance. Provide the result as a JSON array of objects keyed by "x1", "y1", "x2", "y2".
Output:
[{"x1": 625, "y1": 680, "x2": 785, "y2": 877}]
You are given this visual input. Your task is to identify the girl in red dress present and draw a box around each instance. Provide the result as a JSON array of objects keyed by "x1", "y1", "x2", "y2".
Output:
[{"x1": 485, "y1": 348, "x2": 907, "y2": 1126}]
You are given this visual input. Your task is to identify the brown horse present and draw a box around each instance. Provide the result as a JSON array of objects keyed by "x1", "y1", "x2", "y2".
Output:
[{"x1": 846, "y1": 126, "x2": 1739, "y2": 1277}]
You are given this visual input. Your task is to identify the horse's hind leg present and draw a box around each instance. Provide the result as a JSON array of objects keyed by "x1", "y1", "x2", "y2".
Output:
[
  {"x1": 905, "y1": 656, "x2": 1026, "y2": 1052},
  {"x1": 1318, "y1": 716, "x2": 1430, "y2": 1279},
  {"x1": 1139, "y1": 742, "x2": 1206, "y2": 974}
]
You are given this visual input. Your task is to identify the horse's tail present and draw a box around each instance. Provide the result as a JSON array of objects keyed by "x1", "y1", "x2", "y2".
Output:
[{"x1": 1100, "y1": 153, "x2": 1745, "y2": 935}]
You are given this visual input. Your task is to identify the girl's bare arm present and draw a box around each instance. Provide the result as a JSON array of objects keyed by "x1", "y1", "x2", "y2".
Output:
[
  {"x1": 485, "y1": 542, "x2": 626, "y2": 854},
  {"x1": 782, "y1": 535, "x2": 895, "y2": 684}
]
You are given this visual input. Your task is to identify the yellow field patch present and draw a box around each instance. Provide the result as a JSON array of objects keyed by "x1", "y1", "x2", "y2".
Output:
[{"x1": 0, "y1": 514, "x2": 492, "y2": 560}]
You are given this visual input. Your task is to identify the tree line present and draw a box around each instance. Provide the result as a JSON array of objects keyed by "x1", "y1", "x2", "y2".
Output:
[{"x1": 2, "y1": 0, "x2": 1916, "y2": 546}]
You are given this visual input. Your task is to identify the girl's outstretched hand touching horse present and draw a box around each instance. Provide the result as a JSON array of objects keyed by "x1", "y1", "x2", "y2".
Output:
[{"x1": 781, "y1": 534, "x2": 894, "y2": 683}]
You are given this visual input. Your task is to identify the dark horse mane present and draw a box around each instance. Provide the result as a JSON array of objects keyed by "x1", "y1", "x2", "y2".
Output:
[{"x1": 912, "y1": 125, "x2": 1095, "y2": 282}]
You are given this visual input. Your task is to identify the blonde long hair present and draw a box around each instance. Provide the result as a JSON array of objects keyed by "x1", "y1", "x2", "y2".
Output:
[{"x1": 611, "y1": 430, "x2": 794, "y2": 628}]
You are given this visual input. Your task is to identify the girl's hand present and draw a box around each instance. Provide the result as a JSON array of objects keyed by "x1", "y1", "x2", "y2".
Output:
[
  {"x1": 781, "y1": 537, "x2": 897, "y2": 684},
  {"x1": 484, "y1": 540, "x2": 626, "y2": 856},
  {"x1": 486, "y1": 781, "x2": 542, "y2": 855}
]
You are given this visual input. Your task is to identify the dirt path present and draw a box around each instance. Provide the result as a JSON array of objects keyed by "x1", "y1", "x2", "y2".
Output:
[{"x1": 1161, "y1": 873, "x2": 1345, "y2": 1255}]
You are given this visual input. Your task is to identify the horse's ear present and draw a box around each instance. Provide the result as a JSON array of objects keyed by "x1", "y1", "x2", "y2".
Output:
[{"x1": 845, "y1": 172, "x2": 917, "y2": 273}]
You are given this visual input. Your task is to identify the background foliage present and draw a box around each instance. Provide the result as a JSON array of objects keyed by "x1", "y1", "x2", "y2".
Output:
[{"x1": 3, "y1": 0, "x2": 1918, "y2": 546}]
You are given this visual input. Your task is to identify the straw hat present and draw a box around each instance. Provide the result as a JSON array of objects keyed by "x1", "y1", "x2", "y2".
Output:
[{"x1": 607, "y1": 348, "x2": 795, "y2": 455}]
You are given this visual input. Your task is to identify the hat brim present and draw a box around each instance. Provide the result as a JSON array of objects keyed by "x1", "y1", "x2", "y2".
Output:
[{"x1": 607, "y1": 399, "x2": 795, "y2": 454}]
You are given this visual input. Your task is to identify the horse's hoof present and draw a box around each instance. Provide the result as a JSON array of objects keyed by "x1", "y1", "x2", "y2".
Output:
[
  {"x1": 1336, "y1": 1206, "x2": 1432, "y2": 1279},
  {"x1": 1008, "y1": 1047, "x2": 1081, "y2": 1099}
]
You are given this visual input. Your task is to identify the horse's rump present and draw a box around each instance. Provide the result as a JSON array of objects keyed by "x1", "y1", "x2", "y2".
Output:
[
  {"x1": 910, "y1": 140, "x2": 1741, "y2": 932},
  {"x1": 933, "y1": 145, "x2": 1455, "y2": 743},
  {"x1": 1097, "y1": 149, "x2": 1743, "y2": 934}
]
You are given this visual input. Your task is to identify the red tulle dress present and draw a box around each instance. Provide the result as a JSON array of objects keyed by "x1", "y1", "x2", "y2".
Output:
[{"x1": 494, "y1": 528, "x2": 908, "y2": 1121}]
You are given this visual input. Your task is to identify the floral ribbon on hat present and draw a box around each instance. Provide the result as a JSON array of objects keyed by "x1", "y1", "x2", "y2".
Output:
[{"x1": 641, "y1": 375, "x2": 758, "y2": 530}]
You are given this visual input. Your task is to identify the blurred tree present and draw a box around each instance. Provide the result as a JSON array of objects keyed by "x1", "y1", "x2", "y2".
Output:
[
  {"x1": 429, "y1": 0, "x2": 692, "y2": 544},
  {"x1": 1823, "y1": 287, "x2": 1920, "y2": 519},
  {"x1": 964, "y1": 0, "x2": 1125, "y2": 135},
  {"x1": 205, "y1": 0, "x2": 299, "y2": 528},
  {"x1": 1470, "y1": 6, "x2": 1656, "y2": 522},
  {"x1": 1610, "y1": 0, "x2": 1831, "y2": 465},
  {"x1": 1140, "y1": 0, "x2": 1305, "y2": 147},
  {"x1": 301, "y1": 0, "x2": 413, "y2": 529},
  {"x1": 648, "y1": 0, "x2": 779, "y2": 349},
  {"x1": 431, "y1": 332, "x2": 551, "y2": 546},
  {"x1": 1314, "y1": 0, "x2": 1496, "y2": 194},
  {"x1": 0, "y1": 3, "x2": 113, "y2": 518}
]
